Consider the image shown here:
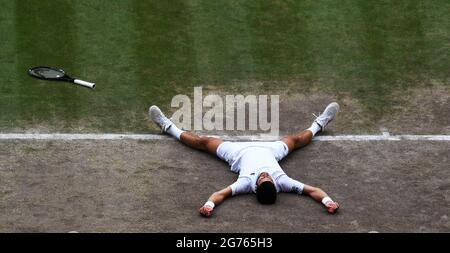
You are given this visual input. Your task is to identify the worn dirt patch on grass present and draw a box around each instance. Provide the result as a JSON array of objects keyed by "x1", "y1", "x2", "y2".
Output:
[{"x1": 0, "y1": 139, "x2": 449, "y2": 232}]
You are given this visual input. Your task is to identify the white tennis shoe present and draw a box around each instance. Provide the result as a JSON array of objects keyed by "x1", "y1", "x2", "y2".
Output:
[
  {"x1": 149, "y1": 105, "x2": 173, "y2": 132},
  {"x1": 313, "y1": 102, "x2": 340, "y2": 132}
]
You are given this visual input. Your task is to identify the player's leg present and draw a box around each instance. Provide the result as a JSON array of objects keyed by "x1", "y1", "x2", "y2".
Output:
[
  {"x1": 281, "y1": 130, "x2": 313, "y2": 152},
  {"x1": 281, "y1": 102, "x2": 340, "y2": 152},
  {"x1": 149, "y1": 105, "x2": 223, "y2": 155},
  {"x1": 179, "y1": 132, "x2": 223, "y2": 155}
]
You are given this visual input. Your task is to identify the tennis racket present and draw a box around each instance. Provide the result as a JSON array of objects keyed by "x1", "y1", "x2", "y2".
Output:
[{"x1": 28, "y1": 66, "x2": 95, "y2": 89}]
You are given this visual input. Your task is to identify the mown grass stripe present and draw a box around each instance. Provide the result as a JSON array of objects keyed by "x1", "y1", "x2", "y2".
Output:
[
  {"x1": 187, "y1": 0, "x2": 256, "y2": 85},
  {"x1": 15, "y1": 0, "x2": 81, "y2": 127},
  {"x1": 131, "y1": 1, "x2": 199, "y2": 130},
  {"x1": 0, "y1": 0, "x2": 19, "y2": 130},
  {"x1": 72, "y1": 0, "x2": 143, "y2": 132}
]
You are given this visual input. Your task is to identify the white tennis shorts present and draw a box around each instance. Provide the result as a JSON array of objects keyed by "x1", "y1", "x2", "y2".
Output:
[{"x1": 216, "y1": 141, "x2": 289, "y2": 170}]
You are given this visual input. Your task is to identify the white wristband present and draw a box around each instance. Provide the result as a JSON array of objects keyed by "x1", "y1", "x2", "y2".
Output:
[
  {"x1": 321, "y1": 196, "x2": 333, "y2": 205},
  {"x1": 204, "y1": 201, "x2": 215, "y2": 209}
]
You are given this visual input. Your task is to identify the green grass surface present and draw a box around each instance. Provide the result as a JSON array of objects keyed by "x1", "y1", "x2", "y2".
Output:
[{"x1": 0, "y1": 0, "x2": 449, "y2": 132}]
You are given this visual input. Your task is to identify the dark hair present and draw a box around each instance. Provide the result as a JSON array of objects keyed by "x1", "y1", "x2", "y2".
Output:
[{"x1": 256, "y1": 181, "x2": 277, "y2": 204}]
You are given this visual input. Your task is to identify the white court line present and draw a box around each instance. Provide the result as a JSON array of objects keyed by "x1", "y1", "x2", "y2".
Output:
[{"x1": 0, "y1": 133, "x2": 450, "y2": 141}]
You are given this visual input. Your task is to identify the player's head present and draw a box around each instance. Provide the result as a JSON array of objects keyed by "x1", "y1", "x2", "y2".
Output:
[{"x1": 256, "y1": 172, "x2": 277, "y2": 204}]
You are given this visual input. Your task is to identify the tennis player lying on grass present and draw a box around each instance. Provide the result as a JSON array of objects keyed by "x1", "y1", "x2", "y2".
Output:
[{"x1": 149, "y1": 103, "x2": 340, "y2": 217}]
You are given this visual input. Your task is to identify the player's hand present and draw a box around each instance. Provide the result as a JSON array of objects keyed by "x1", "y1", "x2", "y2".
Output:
[
  {"x1": 199, "y1": 205, "x2": 214, "y2": 217},
  {"x1": 325, "y1": 201, "x2": 340, "y2": 214}
]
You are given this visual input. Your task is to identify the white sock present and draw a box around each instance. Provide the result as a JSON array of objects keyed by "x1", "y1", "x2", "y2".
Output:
[
  {"x1": 307, "y1": 122, "x2": 322, "y2": 136},
  {"x1": 166, "y1": 124, "x2": 184, "y2": 140}
]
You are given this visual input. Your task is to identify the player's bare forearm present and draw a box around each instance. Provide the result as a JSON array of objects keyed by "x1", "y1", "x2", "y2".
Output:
[
  {"x1": 302, "y1": 184, "x2": 327, "y2": 202},
  {"x1": 302, "y1": 184, "x2": 339, "y2": 214},
  {"x1": 199, "y1": 186, "x2": 232, "y2": 217},
  {"x1": 209, "y1": 187, "x2": 232, "y2": 205}
]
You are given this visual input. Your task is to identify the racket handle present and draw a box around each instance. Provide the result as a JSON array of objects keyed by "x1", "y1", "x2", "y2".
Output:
[{"x1": 74, "y1": 79, "x2": 96, "y2": 89}]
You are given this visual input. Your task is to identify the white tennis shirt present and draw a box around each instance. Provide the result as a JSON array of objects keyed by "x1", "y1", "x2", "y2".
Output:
[{"x1": 216, "y1": 142, "x2": 305, "y2": 196}]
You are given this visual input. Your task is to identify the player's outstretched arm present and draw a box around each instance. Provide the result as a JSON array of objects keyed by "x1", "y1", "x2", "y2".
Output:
[
  {"x1": 302, "y1": 184, "x2": 340, "y2": 214},
  {"x1": 199, "y1": 186, "x2": 232, "y2": 218}
]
